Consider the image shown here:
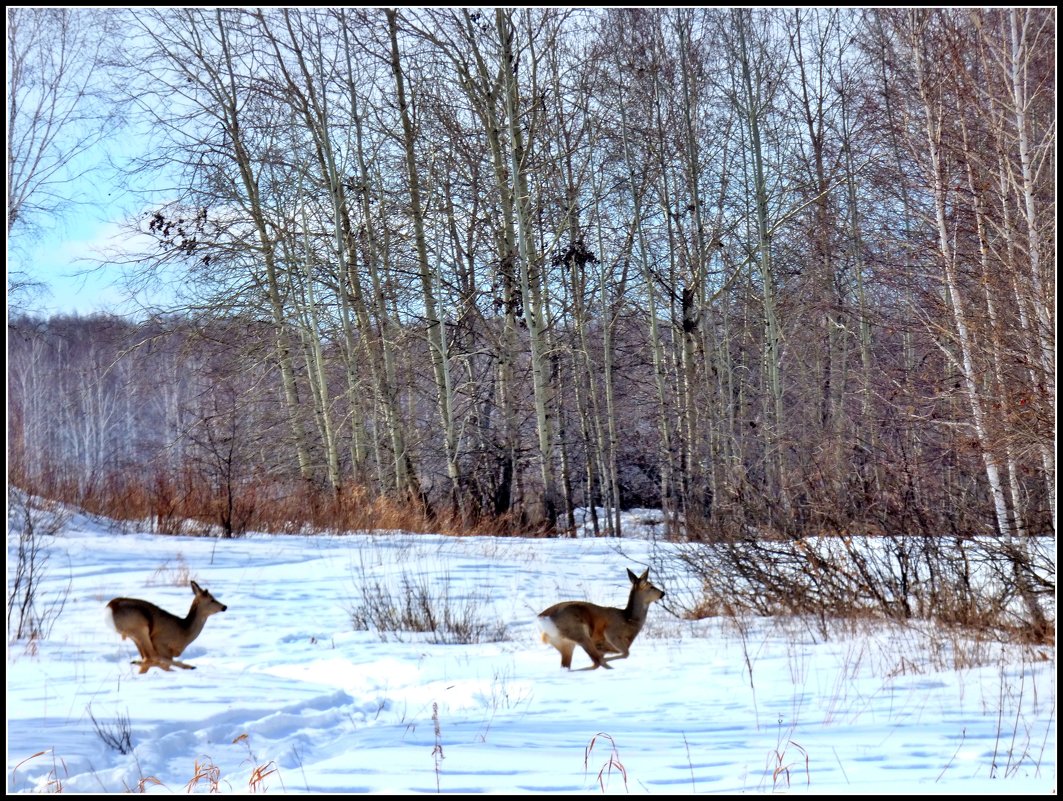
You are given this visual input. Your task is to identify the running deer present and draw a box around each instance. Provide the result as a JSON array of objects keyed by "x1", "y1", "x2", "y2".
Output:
[
  {"x1": 107, "y1": 580, "x2": 227, "y2": 674},
  {"x1": 538, "y1": 568, "x2": 665, "y2": 670}
]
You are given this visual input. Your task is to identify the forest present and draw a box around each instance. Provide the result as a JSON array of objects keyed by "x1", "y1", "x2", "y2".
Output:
[{"x1": 7, "y1": 8, "x2": 1055, "y2": 554}]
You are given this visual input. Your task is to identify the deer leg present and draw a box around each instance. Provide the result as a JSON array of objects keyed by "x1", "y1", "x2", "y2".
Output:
[
  {"x1": 125, "y1": 623, "x2": 166, "y2": 673},
  {"x1": 148, "y1": 653, "x2": 196, "y2": 671},
  {"x1": 557, "y1": 641, "x2": 575, "y2": 669},
  {"x1": 580, "y1": 640, "x2": 612, "y2": 670},
  {"x1": 133, "y1": 654, "x2": 173, "y2": 673},
  {"x1": 602, "y1": 638, "x2": 630, "y2": 662}
]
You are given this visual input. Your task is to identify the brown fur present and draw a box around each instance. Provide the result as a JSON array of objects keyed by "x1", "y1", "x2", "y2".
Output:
[
  {"x1": 108, "y1": 580, "x2": 227, "y2": 674},
  {"x1": 538, "y1": 568, "x2": 665, "y2": 670}
]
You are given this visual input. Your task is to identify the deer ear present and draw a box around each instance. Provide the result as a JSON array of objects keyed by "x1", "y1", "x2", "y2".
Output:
[
  {"x1": 627, "y1": 568, "x2": 638, "y2": 583},
  {"x1": 639, "y1": 568, "x2": 649, "y2": 582},
  {"x1": 191, "y1": 580, "x2": 203, "y2": 594}
]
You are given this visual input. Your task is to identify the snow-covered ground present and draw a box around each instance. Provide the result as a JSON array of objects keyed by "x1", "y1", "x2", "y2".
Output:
[{"x1": 6, "y1": 502, "x2": 1056, "y2": 793}]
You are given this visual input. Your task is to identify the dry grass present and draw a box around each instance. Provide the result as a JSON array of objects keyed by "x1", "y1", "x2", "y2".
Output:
[
  {"x1": 184, "y1": 757, "x2": 224, "y2": 793},
  {"x1": 147, "y1": 553, "x2": 191, "y2": 586},
  {"x1": 10, "y1": 751, "x2": 66, "y2": 793},
  {"x1": 10, "y1": 739, "x2": 285, "y2": 794},
  {"x1": 584, "y1": 732, "x2": 629, "y2": 793},
  {"x1": 431, "y1": 702, "x2": 445, "y2": 793},
  {"x1": 767, "y1": 733, "x2": 810, "y2": 792},
  {"x1": 348, "y1": 568, "x2": 508, "y2": 644},
  {"x1": 18, "y1": 469, "x2": 530, "y2": 539}
]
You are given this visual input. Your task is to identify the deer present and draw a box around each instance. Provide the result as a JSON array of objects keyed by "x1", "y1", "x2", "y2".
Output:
[
  {"x1": 538, "y1": 568, "x2": 665, "y2": 670},
  {"x1": 107, "y1": 580, "x2": 227, "y2": 674}
]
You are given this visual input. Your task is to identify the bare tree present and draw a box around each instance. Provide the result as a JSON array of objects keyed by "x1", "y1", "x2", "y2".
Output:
[
  {"x1": 127, "y1": 8, "x2": 318, "y2": 483},
  {"x1": 9, "y1": 9, "x2": 1051, "y2": 558},
  {"x1": 385, "y1": 9, "x2": 463, "y2": 513},
  {"x1": 6, "y1": 8, "x2": 124, "y2": 306}
]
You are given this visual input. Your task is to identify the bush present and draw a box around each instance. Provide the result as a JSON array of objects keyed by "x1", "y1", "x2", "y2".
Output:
[
  {"x1": 7, "y1": 489, "x2": 69, "y2": 642},
  {"x1": 349, "y1": 570, "x2": 508, "y2": 644},
  {"x1": 670, "y1": 531, "x2": 1054, "y2": 645}
]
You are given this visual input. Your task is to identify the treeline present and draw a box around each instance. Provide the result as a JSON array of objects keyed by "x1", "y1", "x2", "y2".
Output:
[{"x1": 7, "y1": 8, "x2": 1055, "y2": 539}]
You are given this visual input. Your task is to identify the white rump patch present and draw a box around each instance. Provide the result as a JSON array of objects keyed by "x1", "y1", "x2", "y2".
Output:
[{"x1": 537, "y1": 614, "x2": 562, "y2": 643}]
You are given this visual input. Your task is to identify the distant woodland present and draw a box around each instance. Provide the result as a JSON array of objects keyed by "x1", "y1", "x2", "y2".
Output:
[{"x1": 7, "y1": 9, "x2": 1055, "y2": 541}]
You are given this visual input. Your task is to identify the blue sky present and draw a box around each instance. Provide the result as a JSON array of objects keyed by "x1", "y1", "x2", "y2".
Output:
[
  {"x1": 6, "y1": 6, "x2": 148, "y2": 320},
  {"x1": 14, "y1": 215, "x2": 136, "y2": 318},
  {"x1": 7, "y1": 119, "x2": 139, "y2": 319},
  {"x1": 8, "y1": 141, "x2": 174, "y2": 320}
]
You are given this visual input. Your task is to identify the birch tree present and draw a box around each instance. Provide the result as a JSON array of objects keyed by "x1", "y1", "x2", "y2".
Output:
[
  {"x1": 496, "y1": 8, "x2": 561, "y2": 526},
  {"x1": 386, "y1": 9, "x2": 462, "y2": 512},
  {"x1": 128, "y1": 8, "x2": 316, "y2": 482},
  {"x1": 729, "y1": 9, "x2": 792, "y2": 528}
]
